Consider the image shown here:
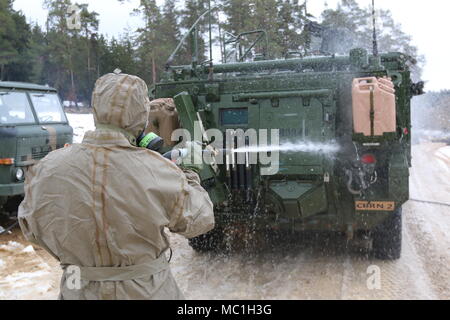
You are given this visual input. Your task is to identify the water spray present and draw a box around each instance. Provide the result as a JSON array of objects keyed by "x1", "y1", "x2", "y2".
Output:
[{"x1": 233, "y1": 141, "x2": 340, "y2": 154}]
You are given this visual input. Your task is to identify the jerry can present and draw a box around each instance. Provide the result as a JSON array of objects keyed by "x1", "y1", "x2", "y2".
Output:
[{"x1": 352, "y1": 77, "x2": 396, "y2": 136}]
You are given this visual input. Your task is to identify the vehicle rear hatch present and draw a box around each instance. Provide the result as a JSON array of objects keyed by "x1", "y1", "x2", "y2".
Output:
[{"x1": 256, "y1": 89, "x2": 336, "y2": 219}]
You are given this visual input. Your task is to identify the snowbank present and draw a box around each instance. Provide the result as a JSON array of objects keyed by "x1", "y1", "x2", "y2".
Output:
[
  {"x1": 67, "y1": 113, "x2": 95, "y2": 144},
  {"x1": 437, "y1": 146, "x2": 450, "y2": 159},
  {"x1": 0, "y1": 241, "x2": 60, "y2": 300},
  {"x1": 0, "y1": 241, "x2": 23, "y2": 253}
]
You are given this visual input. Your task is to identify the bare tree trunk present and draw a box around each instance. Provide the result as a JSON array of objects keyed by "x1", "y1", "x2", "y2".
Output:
[
  {"x1": 218, "y1": 23, "x2": 224, "y2": 63},
  {"x1": 152, "y1": 56, "x2": 156, "y2": 85},
  {"x1": 70, "y1": 69, "x2": 78, "y2": 109},
  {"x1": 87, "y1": 38, "x2": 91, "y2": 104},
  {"x1": 71, "y1": 70, "x2": 75, "y2": 94}
]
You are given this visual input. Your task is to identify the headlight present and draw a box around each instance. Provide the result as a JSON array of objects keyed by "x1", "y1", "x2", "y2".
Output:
[{"x1": 16, "y1": 168, "x2": 24, "y2": 181}]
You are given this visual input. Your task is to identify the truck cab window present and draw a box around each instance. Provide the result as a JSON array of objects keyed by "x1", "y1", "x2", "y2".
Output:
[
  {"x1": 30, "y1": 93, "x2": 67, "y2": 123},
  {"x1": 0, "y1": 92, "x2": 36, "y2": 125}
]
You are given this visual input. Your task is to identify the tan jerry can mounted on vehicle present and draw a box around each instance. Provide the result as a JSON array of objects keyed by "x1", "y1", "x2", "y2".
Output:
[
  {"x1": 352, "y1": 77, "x2": 396, "y2": 136},
  {"x1": 145, "y1": 98, "x2": 181, "y2": 147}
]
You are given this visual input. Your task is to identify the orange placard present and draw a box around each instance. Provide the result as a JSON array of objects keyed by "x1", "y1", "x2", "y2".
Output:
[{"x1": 355, "y1": 201, "x2": 395, "y2": 212}]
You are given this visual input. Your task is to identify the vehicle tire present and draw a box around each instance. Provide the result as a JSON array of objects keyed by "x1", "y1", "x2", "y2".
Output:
[
  {"x1": 372, "y1": 207, "x2": 402, "y2": 260},
  {"x1": 3, "y1": 196, "x2": 23, "y2": 215},
  {"x1": 188, "y1": 229, "x2": 224, "y2": 253}
]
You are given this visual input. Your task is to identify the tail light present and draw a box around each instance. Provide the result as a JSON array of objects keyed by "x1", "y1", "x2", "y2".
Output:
[
  {"x1": 361, "y1": 154, "x2": 376, "y2": 164},
  {"x1": 0, "y1": 158, "x2": 14, "y2": 165}
]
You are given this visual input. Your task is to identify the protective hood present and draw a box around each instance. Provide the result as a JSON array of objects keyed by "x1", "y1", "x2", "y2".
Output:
[{"x1": 92, "y1": 73, "x2": 150, "y2": 139}]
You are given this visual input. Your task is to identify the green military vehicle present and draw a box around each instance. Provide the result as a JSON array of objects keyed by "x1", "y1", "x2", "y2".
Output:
[
  {"x1": 152, "y1": 11, "x2": 424, "y2": 260},
  {"x1": 0, "y1": 82, "x2": 73, "y2": 219}
]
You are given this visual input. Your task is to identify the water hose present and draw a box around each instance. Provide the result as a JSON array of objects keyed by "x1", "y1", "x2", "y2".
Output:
[
  {"x1": 410, "y1": 199, "x2": 450, "y2": 207},
  {"x1": 345, "y1": 169, "x2": 362, "y2": 195}
]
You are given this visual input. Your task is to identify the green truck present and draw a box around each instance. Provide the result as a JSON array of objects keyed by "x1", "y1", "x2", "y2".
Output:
[
  {"x1": 0, "y1": 82, "x2": 73, "y2": 218},
  {"x1": 152, "y1": 11, "x2": 425, "y2": 260}
]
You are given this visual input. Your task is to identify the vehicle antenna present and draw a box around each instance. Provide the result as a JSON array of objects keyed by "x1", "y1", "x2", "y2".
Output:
[
  {"x1": 372, "y1": 0, "x2": 379, "y2": 57},
  {"x1": 304, "y1": 0, "x2": 309, "y2": 56},
  {"x1": 208, "y1": 0, "x2": 214, "y2": 80}
]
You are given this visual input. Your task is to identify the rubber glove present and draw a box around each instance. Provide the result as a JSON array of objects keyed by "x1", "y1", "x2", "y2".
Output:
[{"x1": 179, "y1": 141, "x2": 204, "y2": 173}]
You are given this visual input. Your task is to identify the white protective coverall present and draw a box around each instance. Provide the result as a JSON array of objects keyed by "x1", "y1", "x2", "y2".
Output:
[{"x1": 18, "y1": 73, "x2": 215, "y2": 300}]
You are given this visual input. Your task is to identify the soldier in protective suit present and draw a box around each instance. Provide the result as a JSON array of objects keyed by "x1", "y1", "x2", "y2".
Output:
[{"x1": 18, "y1": 73, "x2": 215, "y2": 300}]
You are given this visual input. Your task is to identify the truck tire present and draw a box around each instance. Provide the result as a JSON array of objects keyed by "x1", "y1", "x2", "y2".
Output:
[
  {"x1": 188, "y1": 229, "x2": 224, "y2": 253},
  {"x1": 372, "y1": 207, "x2": 402, "y2": 260},
  {"x1": 1, "y1": 195, "x2": 22, "y2": 218}
]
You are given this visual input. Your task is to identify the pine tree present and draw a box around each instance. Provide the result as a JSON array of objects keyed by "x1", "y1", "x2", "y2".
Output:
[
  {"x1": 160, "y1": 0, "x2": 182, "y2": 65},
  {"x1": 221, "y1": 0, "x2": 252, "y2": 36},
  {"x1": 251, "y1": 0, "x2": 280, "y2": 58},
  {"x1": 134, "y1": 0, "x2": 165, "y2": 84},
  {"x1": 2, "y1": 0, "x2": 425, "y2": 103},
  {"x1": 321, "y1": 0, "x2": 367, "y2": 32},
  {"x1": 276, "y1": 0, "x2": 302, "y2": 56},
  {"x1": 217, "y1": 0, "x2": 310, "y2": 60},
  {"x1": 180, "y1": 0, "x2": 209, "y2": 64},
  {"x1": 321, "y1": 0, "x2": 424, "y2": 79},
  {"x1": 27, "y1": 25, "x2": 47, "y2": 84},
  {"x1": 100, "y1": 36, "x2": 139, "y2": 77},
  {"x1": 43, "y1": 0, "x2": 78, "y2": 101},
  {"x1": 0, "y1": 0, "x2": 32, "y2": 81},
  {"x1": 78, "y1": 4, "x2": 99, "y2": 101}
]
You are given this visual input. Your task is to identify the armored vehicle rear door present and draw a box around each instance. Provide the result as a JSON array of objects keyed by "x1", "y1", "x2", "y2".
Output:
[{"x1": 258, "y1": 91, "x2": 335, "y2": 176}]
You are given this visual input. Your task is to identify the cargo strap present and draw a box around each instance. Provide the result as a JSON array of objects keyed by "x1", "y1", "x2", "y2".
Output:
[
  {"x1": 369, "y1": 88, "x2": 375, "y2": 136},
  {"x1": 63, "y1": 254, "x2": 169, "y2": 282}
]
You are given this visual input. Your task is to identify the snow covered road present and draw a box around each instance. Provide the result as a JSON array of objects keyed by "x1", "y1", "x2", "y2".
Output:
[
  {"x1": 0, "y1": 114, "x2": 448, "y2": 300},
  {"x1": 170, "y1": 143, "x2": 450, "y2": 299}
]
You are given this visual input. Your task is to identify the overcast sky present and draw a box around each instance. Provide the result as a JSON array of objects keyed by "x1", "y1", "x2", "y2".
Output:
[{"x1": 12, "y1": 0, "x2": 450, "y2": 91}]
